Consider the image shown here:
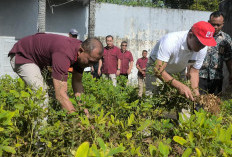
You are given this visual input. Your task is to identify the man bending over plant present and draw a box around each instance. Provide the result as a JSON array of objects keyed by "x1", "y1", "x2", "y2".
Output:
[
  {"x1": 145, "y1": 21, "x2": 216, "y2": 102},
  {"x1": 8, "y1": 33, "x2": 103, "y2": 114}
]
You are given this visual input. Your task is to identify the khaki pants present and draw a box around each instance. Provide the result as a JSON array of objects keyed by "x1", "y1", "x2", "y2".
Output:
[
  {"x1": 138, "y1": 75, "x2": 145, "y2": 97},
  {"x1": 102, "y1": 74, "x2": 117, "y2": 86},
  {"x1": 10, "y1": 54, "x2": 49, "y2": 110}
]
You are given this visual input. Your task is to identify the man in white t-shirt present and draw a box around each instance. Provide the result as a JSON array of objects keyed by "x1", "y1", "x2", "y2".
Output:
[{"x1": 145, "y1": 21, "x2": 216, "y2": 101}]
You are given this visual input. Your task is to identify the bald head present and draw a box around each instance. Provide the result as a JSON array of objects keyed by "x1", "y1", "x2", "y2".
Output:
[
  {"x1": 81, "y1": 38, "x2": 103, "y2": 55},
  {"x1": 77, "y1": 38, "x2": 103, "y2": 68}
]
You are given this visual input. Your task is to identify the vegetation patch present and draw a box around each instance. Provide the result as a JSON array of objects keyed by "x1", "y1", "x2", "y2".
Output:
[{"x1": 0, "y1": 73, "x2": 231, "y2": 156}]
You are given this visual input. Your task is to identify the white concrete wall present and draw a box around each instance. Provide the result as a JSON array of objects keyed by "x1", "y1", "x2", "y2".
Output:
[
  {"x1": 0, "y1": 37, "x2": 17, "y2": 77},
  {"x1": 46, "y1": 2, "x2": 88, "y2": 41},
  {"x1": 0, "y1": 0, "x2": 38, "y2": 39},
  {"x1": 0, "y1": 2, "x2": 212, "y2": 83},
  {"x1": 94, "y1": 3, "x2": 211, "y2": 84},
  {"x1": 0, "y1": 0, "x2": 88, "y2": 77}
]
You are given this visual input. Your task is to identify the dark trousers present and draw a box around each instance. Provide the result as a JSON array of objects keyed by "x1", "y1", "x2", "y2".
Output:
[{"x1": 199, "y1": 78, "x2": 223, "y2": 95}]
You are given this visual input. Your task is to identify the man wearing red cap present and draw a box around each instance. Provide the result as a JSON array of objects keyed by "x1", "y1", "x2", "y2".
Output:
[{"x1": 145, "y1": 21, "x2": 216, "y2": 101}]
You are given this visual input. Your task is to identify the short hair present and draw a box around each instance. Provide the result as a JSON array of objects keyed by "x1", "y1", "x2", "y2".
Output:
[
  {"x1": 121, "y1": 41, "x2": 127, "y2": 45},
  {"x1": 106, "y1": 35, "x2": 113, "y2": 40},
  {"x1": 82, "y1": 38, "x2": 103, "y2": 55},
  {"x1": 209, "y1": 11, "x2": 224, "y2": 20},
  {"x1": 70, "y1": 34, "x2": 78, "y2": 38},
  {"x1": 142, "y1": 50, "x2": 147, "y2": 53}
]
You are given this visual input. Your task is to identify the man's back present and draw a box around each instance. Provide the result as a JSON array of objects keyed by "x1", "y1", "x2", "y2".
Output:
[
  {"x1": 150, "y1": 31, "x2": 207, "y2": 74},
  {"x1": 9, "y1": 33, "x2": 82, "y2": 69}
]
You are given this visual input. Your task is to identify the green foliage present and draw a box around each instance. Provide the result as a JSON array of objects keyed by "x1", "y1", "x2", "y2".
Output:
[
  {"x1": 0, "y1": 74, "x2": 232, "y2": 156},
  {"x1": 190, "y1": 0, "x2": 219, "y2": 11},
  {"x1": 97, "y1": 0, "x2": 165, "y2": 8},
  {"x1": 173, "y1": 110, "x2": 232, "y2": 156},
  {"x1": 97, "y1": 0, "x2": 221, "y2": 11}
]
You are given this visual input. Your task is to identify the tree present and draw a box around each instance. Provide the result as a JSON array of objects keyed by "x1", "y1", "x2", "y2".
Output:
[{"x1": 190, "y1": 0, "x2": 219, "y2": 11}]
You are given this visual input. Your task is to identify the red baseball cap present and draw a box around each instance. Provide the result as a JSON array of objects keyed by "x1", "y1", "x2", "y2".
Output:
[{"x1": 191, "y1": 21, "x2": 216, "y2": 46}]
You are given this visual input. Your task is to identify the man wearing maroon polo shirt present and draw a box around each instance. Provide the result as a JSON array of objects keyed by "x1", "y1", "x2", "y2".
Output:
[
  {"x1": 136, "y1": 50, "x2": 148, "y2": 97},
  {"x1": 8, "y1": 33, "x2": 103, "y2": 114},
  {"x1": 119, "y1": 41, "x2": 134, "y2": 79},
  {"x1": 101, "y1": 35, "x2": 121, "y2": 86}
]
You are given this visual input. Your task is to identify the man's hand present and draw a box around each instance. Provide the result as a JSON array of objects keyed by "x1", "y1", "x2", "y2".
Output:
[
  {"x1": 98, "y1": 69, "x2": 101, "y2": 76},
  {"x1": 127, "y1": 69, "x2": 132, "y2": 75},
  {"x1": 77, "y1": 99, "x2": 90, "y2": 118},
  {"x1": 53, "y1": 78, "x2": 76, "y2": 113},
  {"x1": 91, "y1": 66, "x2": 94, "y2": 73},
  {"x1": 176, "y1": 83, "x2": 194, "y2": 101}
]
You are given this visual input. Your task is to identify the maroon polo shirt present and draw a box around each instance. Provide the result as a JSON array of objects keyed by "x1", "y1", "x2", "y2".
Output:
[
  {"x1": 120, "y1": 50, "x2": 133, "y2": 74},
  {"x1": 102, "y1": 45, "x2": 121, "y2": 74},
  {"x1": 8, "y1": 33, "x2": 82, "y2": 81},
  {"x1": 136, "y1": 57, "x2": 148, "y2": 76}
]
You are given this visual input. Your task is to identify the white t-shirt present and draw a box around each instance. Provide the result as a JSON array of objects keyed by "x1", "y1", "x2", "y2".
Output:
[
  {"x1": 150, "y1": 31, "x2": 207, "y2": 74},
  {"x1": 84, "y1": 67, "x2": 91, "y2": 72}
]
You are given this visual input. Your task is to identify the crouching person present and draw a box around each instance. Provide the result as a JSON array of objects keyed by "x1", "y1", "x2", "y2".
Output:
[
  {"x1": 9, "y1": 33, "x2": 103, "y2": 114},
  {"x1": 145, "y1": 21, "x2": 216, "y2": 118}
]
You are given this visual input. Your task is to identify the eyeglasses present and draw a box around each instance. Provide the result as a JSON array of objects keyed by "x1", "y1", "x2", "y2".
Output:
[
  {"x1": 210, "y1": 23, "x2": 223, "y2": 27},
  {"x1": 121, "y1": 45, "x2": 127, "y2": 47}
]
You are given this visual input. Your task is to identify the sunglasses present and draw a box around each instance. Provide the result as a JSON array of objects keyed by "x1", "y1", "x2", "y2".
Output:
[
  {"x1": 121, "y1": 45, "x2": 127, "y2": 47},
  {"x1": 210, "y1": 23, "x2": 223, "y2": 27}
]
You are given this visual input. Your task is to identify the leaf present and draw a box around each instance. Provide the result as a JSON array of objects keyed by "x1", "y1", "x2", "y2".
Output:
[
  {"x1": 149, "y1": 144, "x2": 157, "y2": 156},
  {"x1": 188, "y1": 132, "x2": 194, "y2": 146},
  {"x1": 0, "y1": 127, "x2": 4, "y2": 132},
  {"x1": 128, "y1": 113, "x2": 135, "y2": 126},
  {"x1": 2, "y1": 146, "x2": 16, "y2": 154},
  {"x1": 137, "y1": 119, "x2": 152, "y2": 132},
  {"x1": 18, "y1": 78, "x2": 25, "y2": 89},
  {"x1": 182, "y1": 148, "x2": 192, "y2": 157},
  {"x1": 111, "y1": 115, "x2": 115, "y2": 123},
  {"x1": 75, "y1": 142, "x2": 89, "y2": 157},
  {"x1": 14, "y1": 143, "x2": 22, "y2": 148},
  {"x1": 107, "y1": 146, "x2": 125, "y2": 156},
  {"x1": 195, "y1": 147, "x2": 202, "y2": 157},
  {"x1": 126, "y1": 132, "x2": 132, "y2": 140},
  {"x1": 173, "y1": 136, "x2": 187, "y2": 145},
  {"x1": 97, "y1": 137, "x2": 107, "y2": 152},
  {"x1": 224, "y1": 147, "x2": 232, "y2": 155},
  {"x1": 20, "y1": 91, "x2": 30, "y2": 98},
  {"x1": 91, "y1": 144, "x2": 101, "y2": 157},
  {"x1": 47, "y1": 141, "x2": 52, "y2": 148},
  {"x1": 0, "y1": 148, "x2": 2, "y2": 157},
  {"x1": 219, "y1": 128, "x2": 226, "y2": 143},
  {"x1": 158, "y1": 142, "x2": 169, "y2": 157}
]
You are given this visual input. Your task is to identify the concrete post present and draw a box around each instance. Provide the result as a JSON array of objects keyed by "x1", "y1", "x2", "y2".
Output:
[
  {"x1": 38, "y1": 0, "x2": 46, "y2": 33},
  {"x1": 88, "y1": 0, "x2": 96, "y2": 38}
]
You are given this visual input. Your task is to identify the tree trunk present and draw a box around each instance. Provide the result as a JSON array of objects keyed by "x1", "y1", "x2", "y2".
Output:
[
  {"x1": 38, "y1": 0, "x2": 46, "y2": 33},
  {"x1": 88, "y1": 0, "x2": 96, "y2": 38},
  {"x1": 219, "y1": 0, "x2": 232, "y2": 94}
]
